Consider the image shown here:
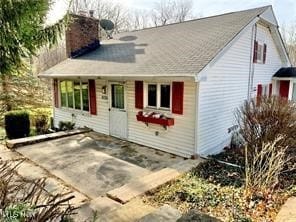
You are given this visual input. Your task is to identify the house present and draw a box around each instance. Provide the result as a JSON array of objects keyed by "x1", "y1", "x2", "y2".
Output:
[{"x1": 40, "y1": 6, "x2": 292, "y2": 158}]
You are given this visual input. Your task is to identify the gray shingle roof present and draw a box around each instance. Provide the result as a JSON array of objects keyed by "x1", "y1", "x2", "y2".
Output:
[{"x1": 41, "y1": 6, "x2": 270, "y2": 78}]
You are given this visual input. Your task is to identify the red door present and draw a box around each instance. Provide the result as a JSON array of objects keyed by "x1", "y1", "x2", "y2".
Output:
[{"x1": 279, "y1": 81, "x2": 290, "y2": 98}]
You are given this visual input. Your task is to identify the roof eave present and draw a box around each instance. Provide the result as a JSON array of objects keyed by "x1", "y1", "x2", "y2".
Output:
[{"x1": 38, "y1": 73, "x2": 196, "y2": 80}]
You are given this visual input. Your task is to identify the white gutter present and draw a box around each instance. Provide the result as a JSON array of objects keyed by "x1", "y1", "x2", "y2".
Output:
[
  {"x1": 39, "y1": 73, "x2": 196, "y2": 79},
  {"x1": 247, "y1": 23, "x2": 256, "y2": 100}
]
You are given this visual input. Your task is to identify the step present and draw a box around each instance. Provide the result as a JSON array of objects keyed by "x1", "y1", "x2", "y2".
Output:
[
  {"x1": 99, "y1": 198, "x2": 155, "y2": 222},
  {"x1": 276, "y1": 197, "x2": 296, "y2": 222},
  {"x1": 177, "y1": 210, "x2": 222, "y2": 221},
  {"x1": 107, "y1": 159, "x2": 200, "y2": 204},
  {"x1": 107, "y1": 167, "x2": 181, "y2": 204},
  {"x1": 138, "y1": 204, "x2": 182, "y2": 222},
  {"x1": 6, "y1": 128, "x2": 91, "y2": 149},
  {"x1": 73, "y1": 197, "x2": 122, "y2": 221}
]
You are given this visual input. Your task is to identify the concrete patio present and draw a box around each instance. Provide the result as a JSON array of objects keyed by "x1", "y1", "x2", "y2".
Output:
[
  {"x1": 4, "y1": 132, "x2": 200, "y2": 221},
  {"x1": 16, "y1": 132, "x2": 184, "y2": 199}
]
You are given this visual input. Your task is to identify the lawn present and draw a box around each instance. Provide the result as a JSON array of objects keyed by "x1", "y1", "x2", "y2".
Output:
[{"x1": 143, "y1": 157, "x2": 295, "y2": 221}]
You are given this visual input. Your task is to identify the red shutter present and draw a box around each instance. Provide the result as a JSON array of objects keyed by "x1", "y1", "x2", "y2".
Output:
[
  {"x1": 172, "y1": 82, "x2": 184, "y2": 114},
  {"x1": 135, "y1": 81, "x2": 143, "y2": 109},
  {"x1": 253, "y1": 40, "x2": 258, "y2": 63},
  {"x1": 269, "y1": 83, "x2": 272, "y2": 97},
  {"x1": 257, "y1": 84, "x2": 263, "y2": 105},
  {"x1": 53, "y1": 79, "x2": 59, "y2": 108},
  {"x1": 89, "y1": 80, "x2": 97, "y2": 115},
  {"x1": 263, "y1": 44, "x2": 267, "y2": 64}
]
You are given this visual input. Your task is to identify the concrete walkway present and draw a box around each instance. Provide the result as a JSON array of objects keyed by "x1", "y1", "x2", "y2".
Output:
[
  {"x1": 276, "y1": 197, "x2": 296, "y2": 222},
  {"x1": 0, "y1": 144, "x2": 88, "y2": 207}
]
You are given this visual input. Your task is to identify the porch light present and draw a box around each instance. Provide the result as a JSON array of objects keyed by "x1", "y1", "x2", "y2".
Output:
[{"x1": 102, "y1": 85, "x2": 107, "y2": 94}]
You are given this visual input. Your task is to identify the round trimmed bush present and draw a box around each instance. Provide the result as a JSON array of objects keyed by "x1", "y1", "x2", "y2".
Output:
[{"x1": 5, "y1": 111, "x2": 30, "y2": 139}]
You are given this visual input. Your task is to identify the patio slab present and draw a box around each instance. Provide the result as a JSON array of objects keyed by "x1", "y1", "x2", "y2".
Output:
[
  {"x1": 0, "y1": 144, "x2": 88, "y2": 207},
  {"x1": 87, "y1": 132, "x2": 184, "y2": 171},
  {"x1": 16, "y1": 134, "x2": 153, "y2": 199}
]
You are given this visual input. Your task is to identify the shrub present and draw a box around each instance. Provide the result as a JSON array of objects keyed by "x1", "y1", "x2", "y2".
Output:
[
  {"x1": 35, "y1": 115, "x2": 49, "y2": 134},
  {"x1": 28, "y1": 107, "x2": 52, "y2": 127},
  {"x1": 236, "y1": 96, "x2": 296, "y2": 158},
  {"x1": 236, "y1": 96, "x2": 296, "y2": 196},
  {"x1": 58, "y1": 121, "x2": 75, "y2": 131},
  {"x1": 245, "y1": 137, "x2": 290, "y2": 195},
  {"x1": 5, "y1": 110, "x2": 30, "y2": 139},
  {"x1": 0, "y1": 160, "x2": 76, "y2": 221}
]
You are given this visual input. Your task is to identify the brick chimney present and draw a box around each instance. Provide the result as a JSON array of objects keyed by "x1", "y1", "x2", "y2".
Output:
[{"x1": 66, "y1": 14, "x2": 100, "y2": 58}]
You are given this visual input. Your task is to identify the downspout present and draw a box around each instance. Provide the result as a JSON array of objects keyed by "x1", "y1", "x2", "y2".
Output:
[{"x1": 247, "y1": 23, "x2": 257, "y2": 100}]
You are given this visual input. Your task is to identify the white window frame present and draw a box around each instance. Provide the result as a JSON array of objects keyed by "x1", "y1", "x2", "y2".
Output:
[
  {"x1": 59, "y1": 80, "x2": 90, "y2": 113},
  {"x1": 262, "y1": 84, "x2": 269, "y2": 96},
  {"x1": 256, "y1": 40, "x2": 265, "y2": 64},
  {"x1": 144, "y1": 82, "x2": 172, "y2": 110},
  {"x1": 292, "y1": 81, "x2": 296, "y2": 102}
]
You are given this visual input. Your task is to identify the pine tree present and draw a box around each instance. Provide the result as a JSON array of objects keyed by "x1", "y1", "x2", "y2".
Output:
[{"x1": 0, "y1": 0, "x2": 69, "y2": 115}]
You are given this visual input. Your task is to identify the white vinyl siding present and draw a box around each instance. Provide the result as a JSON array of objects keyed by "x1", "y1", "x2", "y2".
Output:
[
  {"x1": 252, "y1": 24, "x2": 283, "y2": 97},
  {"x1": 197, "y1": 23, "x2": 284, "y2": 155},
  {"x1": 54, "y1": 79, "x2": 109, "y2": 134},
  {"x1": 127, "y1": 80, "x2": 196, "y2": 157},
  {"x1": 53, "y1": 79, "x2": 196, "y2": 157}
]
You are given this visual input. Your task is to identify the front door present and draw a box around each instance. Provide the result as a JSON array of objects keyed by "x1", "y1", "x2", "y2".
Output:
[
  {"x1": 109, "y1": 83, "x2": 128, "y2": 139},
  {"x1": 279, "y1": 80, "x2": 290, "y2": 99}
]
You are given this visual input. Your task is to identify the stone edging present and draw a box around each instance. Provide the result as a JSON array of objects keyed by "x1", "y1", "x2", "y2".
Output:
[{"x1": 6, "y1": 128, "x2": 91, "y2": 149}]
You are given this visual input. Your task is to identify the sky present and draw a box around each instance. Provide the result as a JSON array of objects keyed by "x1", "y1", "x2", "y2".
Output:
[{"x1": 48, "y1": 0, "x2": 296, "y2": 26}]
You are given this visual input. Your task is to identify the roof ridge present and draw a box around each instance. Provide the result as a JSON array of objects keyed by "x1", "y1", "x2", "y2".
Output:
[{"x1": 120, "y1": 5, "x2": 270, "y2": 34}]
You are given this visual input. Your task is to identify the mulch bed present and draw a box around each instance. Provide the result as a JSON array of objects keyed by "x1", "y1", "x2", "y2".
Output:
[
  {"x1": 211, "y1": 146, "x2": 296, "y2": 189},
  {"x1": 143, "y1": 147, "x2": 296, "y2": 221}
]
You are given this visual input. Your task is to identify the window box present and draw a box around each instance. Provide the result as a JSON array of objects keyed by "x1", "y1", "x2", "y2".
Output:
[{"x1": 136, "y1": 111, "x2": 174, "y2": 128}]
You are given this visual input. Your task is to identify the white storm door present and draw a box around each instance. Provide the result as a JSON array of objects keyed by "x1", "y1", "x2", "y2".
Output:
[{"x1": 109, "y1": 83, "x2": 128, "y2": 139}]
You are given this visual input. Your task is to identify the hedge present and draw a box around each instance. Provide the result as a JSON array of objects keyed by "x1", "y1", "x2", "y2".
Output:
[{"x1": 5, "y1": 111, "x2": 30, "y2": 139}]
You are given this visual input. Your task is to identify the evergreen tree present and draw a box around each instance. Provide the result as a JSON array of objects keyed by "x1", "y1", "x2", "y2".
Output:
[{"x1": 0, "y1": 0, "x2": 69, "y2": 114}]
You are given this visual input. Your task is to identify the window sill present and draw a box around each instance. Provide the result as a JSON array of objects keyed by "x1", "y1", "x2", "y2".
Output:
[{"x1": 144, "y1": 107, "x2": 172, "y2": 115}]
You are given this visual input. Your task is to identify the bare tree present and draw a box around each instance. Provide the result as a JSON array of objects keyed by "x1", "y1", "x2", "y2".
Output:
[
  {"x1": 151, "y1": 0, "x2": 175, "y2": 26},
  {"x1": 70, "y1": 0, "x2": 129, "y2": 33},
  {"x1": 128, "y1": 9, "x2": 151, "y2": 30},
  {"x1": 281, "y1": 23, "x2": 296, "y2": 66},
  {"x1": 151, "y1": 0, "x2": 194, "y2": 26},
  {"x1": 174, "y1": 0, "x2": 194, "y2": 23}
]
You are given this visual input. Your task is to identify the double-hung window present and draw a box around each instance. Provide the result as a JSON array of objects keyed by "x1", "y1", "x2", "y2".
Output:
[
  {"x1": 146, "y1": 83, "x2": 171, "y2": 110},
  {"x1": 254, "y1": 40, "x2": 267, "y2": 64},
  {"x1": 148, "y1": 84, "x2": 157, "y2": 107},
  {"x1": 257, "y1": 43, "x2": 263, "y2": 63},
  {"x1": 60, "y1": 80, "x2": 89, "y2": 112}
]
